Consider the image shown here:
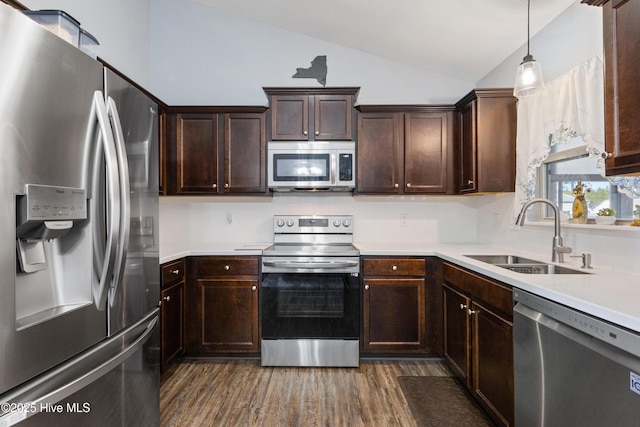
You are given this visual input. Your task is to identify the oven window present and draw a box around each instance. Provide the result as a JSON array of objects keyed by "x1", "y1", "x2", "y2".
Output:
[
  {"x1": 261, "y1": 273, "x2": 359, "y2": 339},
  {"x1": 272, "y1": 154, "x2": 330, "y2": 181}
]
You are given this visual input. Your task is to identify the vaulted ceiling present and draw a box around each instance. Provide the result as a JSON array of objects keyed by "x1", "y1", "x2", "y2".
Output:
[{"x1": 192, "y1": 0, "x2": 578, "y2": 82}]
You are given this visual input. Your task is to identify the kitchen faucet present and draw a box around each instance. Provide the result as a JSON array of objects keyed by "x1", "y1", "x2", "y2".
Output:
[{"x1": 515, "y1": 198, "x2": 572, "y2": 263}]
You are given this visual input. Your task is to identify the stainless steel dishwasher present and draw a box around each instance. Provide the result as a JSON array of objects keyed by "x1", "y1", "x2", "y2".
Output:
[{"x1": 513, "y1": 289, "x2": 640, "y2": 426}]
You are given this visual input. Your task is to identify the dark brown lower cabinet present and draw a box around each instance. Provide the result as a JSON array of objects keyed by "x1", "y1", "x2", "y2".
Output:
[
  {"x1": 186, "y1": 256, "x2": 260, "y2": 355},
  {"x1": 362, "y1": 257, "x2": 427, "y2": 355},
  {"x1": 160, "y1": 259, "x2": 186, "y2": 372},
  {"x1": 442, "y1": 262, "x2": 514, "y2": 427}
]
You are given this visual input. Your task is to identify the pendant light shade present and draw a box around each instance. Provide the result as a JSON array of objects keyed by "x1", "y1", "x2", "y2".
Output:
[{"x1": 514, "y1": 0, "x2": 544, "y2": 97}]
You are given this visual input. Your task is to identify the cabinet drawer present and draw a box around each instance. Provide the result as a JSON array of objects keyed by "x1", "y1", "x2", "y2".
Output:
[
  {"x1": 363, "y1": 258, "x2": 426, "y2": 276},
  {"x1": 193, "y1": 256, "x2": 260, "y2": 277},
  {"x1": 443, "y1": 263, "x2": 512, "y2": 318},
  {"x1": 162, "y1": 259, "x2": 185, "y2": 287}
]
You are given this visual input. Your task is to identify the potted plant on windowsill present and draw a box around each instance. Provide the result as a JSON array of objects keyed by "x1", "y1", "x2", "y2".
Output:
[{"x1": 595, "y1": 208, "x2": 616, "y2": 225}]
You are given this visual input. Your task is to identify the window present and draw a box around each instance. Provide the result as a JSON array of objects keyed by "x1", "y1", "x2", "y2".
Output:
[{"x1": 538, "y1": 137, "x2": 638, "y2": 221}]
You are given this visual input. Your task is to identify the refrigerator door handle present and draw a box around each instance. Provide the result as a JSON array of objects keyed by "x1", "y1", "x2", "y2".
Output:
[
  {"x1": 106, "y1": 96, "x2": 131, "y2": 307},
  {"x1": 90, "y1": 91, "x2": 121, "y2": 311},
  {"x1": 0, "y1": 314, "x2": 158, "y2": 427}
]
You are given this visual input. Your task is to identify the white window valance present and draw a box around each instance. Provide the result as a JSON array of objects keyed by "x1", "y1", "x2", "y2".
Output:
[{"x1": 514, "y1": 54, "x2": 640, "y2": 215}]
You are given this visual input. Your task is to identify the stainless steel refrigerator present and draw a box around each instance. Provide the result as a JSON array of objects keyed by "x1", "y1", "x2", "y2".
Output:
[{"x1": 0, "y1": 4, "x2": 160, "y2": 426}]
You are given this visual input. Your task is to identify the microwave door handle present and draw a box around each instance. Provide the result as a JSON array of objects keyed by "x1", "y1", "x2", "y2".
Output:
[
  {"x1": 331, "y1": 152, "x2": 336, "y2": 185},
  {"x1": 106, "y1": 97, "x2": 131, "y2": 308},
  {"x1": 90, "y1": 91, "x2": 121, "y2": 311}
]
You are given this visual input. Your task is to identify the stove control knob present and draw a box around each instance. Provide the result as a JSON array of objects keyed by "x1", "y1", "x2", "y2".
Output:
[
  {"x1": 276, "y1": 219, "x2": 285, "y2": 227},
  {"x1": 286, "y1": 219, "x2": 295, "y2": 227},
  {"x1": 342, "y1": 219, "x2": 351, "y2": 227},
  {"x1": 333, "y1": 219, "x2": 341, "y2": 227}
]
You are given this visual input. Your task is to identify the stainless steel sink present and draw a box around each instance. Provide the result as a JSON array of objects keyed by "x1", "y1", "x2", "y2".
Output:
[
  {"x1": 465, "y1": 255, "x2": 544, "y2": 265},
  {"x1": 464, "y1": 254, "x2": 590, "y2": 275}
]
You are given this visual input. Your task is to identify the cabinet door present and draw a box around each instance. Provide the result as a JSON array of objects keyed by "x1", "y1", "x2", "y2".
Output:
[
  {"x1": 362, "y1": 278, "x2": 426, "y2": 353},
  {"x1": 472, "y1": 301, "x2": 514, "y2": 427},
  {"x1": 161, "y1": 281, "x2": 184, "y2": 371},
  {"x1": 459, "y1": 100, "x2": 477, "y2": 193},
  {"x1": 357, "y1": 112, "x2": 404, "y2": 193},
  {"x1": 404, "y1": 112, "x2": 449, "y2": 193},
  {"x1": 194, "y1": 278, "x2": 259, "y2": 353},
  {"x1": 224, "y1": 112, "x2": 266, "y2": 193},
  {"x1": 603, "y1": 0, "x2": 640, "y2": 174},
  {"x1": 270, "y1": 95, "x2": 309, "y2": 140},
  {"x1": 314, "y1": 94, "x2": 353, "y2": 140},
  {"x1": 175, "y1": 113, "x2": 220, "y2": 193},
  {"x1": 443, "y1": 284, "x2": 471, "y2": 387}
]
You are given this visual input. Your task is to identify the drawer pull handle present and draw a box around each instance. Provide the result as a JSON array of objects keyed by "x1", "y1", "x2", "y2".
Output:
[
  {"x1": 171, "y1": 269, "x2": 180, "y2": 275},
  {"x1": 392, "y1": 265, "x2": 398, "y2": 271},
  {"x1": 252, "y1": 285, "x2": 257, "y2": 291},
  {"x1": 224, "y1": 265, "x2": 230, "y2": 271}
]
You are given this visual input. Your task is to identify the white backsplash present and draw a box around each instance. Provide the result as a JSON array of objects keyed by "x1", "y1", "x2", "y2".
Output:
[
  {"x1": 159, "y1": 193, "x2": 480, "y2": 246},
  {"x1": 160, "y1": 192, "x2": 640, "y2": 275}
]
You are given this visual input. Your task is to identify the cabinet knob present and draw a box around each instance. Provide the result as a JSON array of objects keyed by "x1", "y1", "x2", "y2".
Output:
[
  {"x1": 601, "y1": 151, "x2": 613, "y2": 159},
  {"x1": 392, "y1": 265, "x2": 398, "y2": 271},
  {"x1": 406, "y1": 183, "x2": 411, "y2": 188},
  {"x1": 251, "y1": 285, "x2": 257, "y2": 291},
  {"x1": 394, "y1": 183, "x2": 399, "y2": 188},
  {"x1": 224, "y1": 265, "x2": 230, "y2": 271},
  {"x1": 364, "y1": 284, "x2": 370, "y2": 290},
  {"x1": 303, "y1": 130, "x2": 308, "y2": 136},
  {"x1": 171, "y1": 269, "x2": 180, "y2": 275},
  {"x1": 315, "y1": 131, "x2": 319, "y2": 136},
  {"x1": 460, "y1": 303, "x2": 467, "y2": 310},
  {"x1": 212, "y1": 183, "x2": 217, "y2": 189},
  {"x1": 467, "y1": 180, "x2": 474, "y2": 185},
  {"x1": 468, "y1": 308, "x2": 477, "y2": 315},
  {"x1": 164, "y1": 296, "x2": 171, "y2": 302},
  {"x1": 224, "y1": 183, "x2": 229, "y2": 189}
]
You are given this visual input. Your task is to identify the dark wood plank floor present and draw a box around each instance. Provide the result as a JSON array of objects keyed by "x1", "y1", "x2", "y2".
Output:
[{"x1": 160, "y1": 358, "x2": 452, "y2": 427}]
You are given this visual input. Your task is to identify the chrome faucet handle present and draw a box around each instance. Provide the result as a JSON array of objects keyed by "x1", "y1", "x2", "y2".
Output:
[{"x1": 570, "y1": 253, "x2": 593, "y2": 269}]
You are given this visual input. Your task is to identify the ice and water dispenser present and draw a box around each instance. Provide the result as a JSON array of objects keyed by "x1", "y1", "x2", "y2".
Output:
[{"x1": 15, "y1": 184, "x2": 93, "y2": 329}]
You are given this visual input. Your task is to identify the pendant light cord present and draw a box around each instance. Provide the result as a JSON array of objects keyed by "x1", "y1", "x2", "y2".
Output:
[{"x1": 527, "y1": 0, "x2": 531, "y2": 57}]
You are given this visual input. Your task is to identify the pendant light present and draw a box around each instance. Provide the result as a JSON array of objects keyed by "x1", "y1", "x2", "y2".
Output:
[{"x1": 514, "y1": 0, "x2": 544, "y2": 97}]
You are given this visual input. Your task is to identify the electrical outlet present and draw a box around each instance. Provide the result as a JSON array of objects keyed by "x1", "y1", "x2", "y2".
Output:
[{"x1": 400, "y1": 214, "x2": 408, "y2": 227}]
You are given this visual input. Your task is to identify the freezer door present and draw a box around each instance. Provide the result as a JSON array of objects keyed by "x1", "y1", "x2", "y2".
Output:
[
  {"x1": 104, "y1": 69, "x2": 160, "y2": 336},
  {"x1": 0, "y1": 4, "x2": 107, "y2": 395}
]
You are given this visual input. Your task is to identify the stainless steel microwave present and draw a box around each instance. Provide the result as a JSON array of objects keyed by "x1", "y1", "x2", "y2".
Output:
[{"x1": 268, "y1": 141, "x2": 356, "y2": 191}]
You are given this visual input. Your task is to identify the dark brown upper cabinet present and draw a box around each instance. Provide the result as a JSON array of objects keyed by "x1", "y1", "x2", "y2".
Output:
[
  {"x1": 264, "y1": 87, "x2": 359, "y2": 141},
  {"x1": 356, "y1": 106, "x2": 456, "y2": 194},
  {"x1": 601, "y1": 0, "x2": 640, "y2": 175},
  {"x1": 455, "y1": 89, "x2": 516, "y2": 194},
  {"x1": 164, "y1": 106, "x2": 268, "y2": 195}
]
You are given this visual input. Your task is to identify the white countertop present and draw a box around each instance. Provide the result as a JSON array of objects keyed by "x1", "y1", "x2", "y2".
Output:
[{"x1": 160, "y1": 241, "x2": 640, "y2": 333}]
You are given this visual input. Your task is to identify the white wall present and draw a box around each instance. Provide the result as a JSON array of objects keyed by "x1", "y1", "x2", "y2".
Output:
[
  {"x1": 22, "y1": 0, "x2": 151, "y2": 90},
  {"x1": 148, "y1": 0, "x2": 474, "y2": 105},
  {"x1": 478, "y1": 2, "x2": 603, "y2": 87}
]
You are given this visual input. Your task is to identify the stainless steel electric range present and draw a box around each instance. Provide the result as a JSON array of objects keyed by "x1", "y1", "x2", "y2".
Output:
[{"x1": 261, "y1": 215, "x2": 360, "y2": 367}]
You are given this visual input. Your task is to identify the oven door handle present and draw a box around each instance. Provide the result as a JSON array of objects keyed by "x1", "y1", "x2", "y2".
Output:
[{"x1": 263, "y1": 260, "x2": 359, "y2": 269}]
